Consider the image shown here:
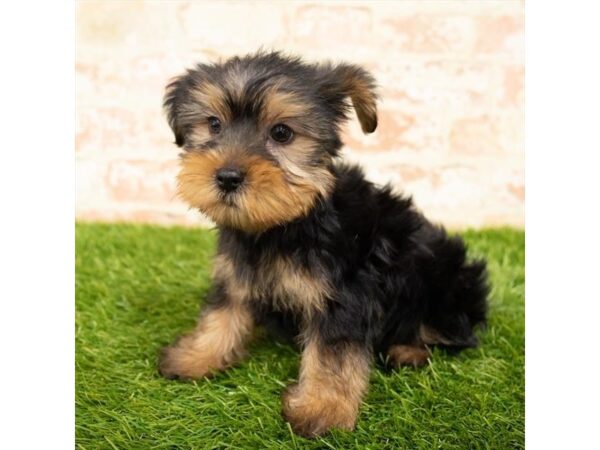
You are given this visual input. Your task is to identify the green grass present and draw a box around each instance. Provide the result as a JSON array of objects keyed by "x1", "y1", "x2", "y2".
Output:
[{"x1": 76, "y1": 223, "x2": 524, "y2": 449}]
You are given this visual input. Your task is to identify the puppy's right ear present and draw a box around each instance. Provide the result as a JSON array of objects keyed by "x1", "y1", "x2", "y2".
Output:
[
  {"x1": 163, "y1": 73, "x2": 195, "y2": 147},
  {"x1": 318, "y1": 63, "x2": 378, "y2": 134}
]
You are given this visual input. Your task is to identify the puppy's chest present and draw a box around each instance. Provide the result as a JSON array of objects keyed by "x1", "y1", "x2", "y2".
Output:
[{"x1": 213, "y1": 253, "x2": 331, "y2": 315}]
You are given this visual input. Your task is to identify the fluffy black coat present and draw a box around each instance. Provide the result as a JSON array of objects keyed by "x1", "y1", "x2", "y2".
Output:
[{"x1": 214, "y1": 162, "x2": 488, "y2": 358}]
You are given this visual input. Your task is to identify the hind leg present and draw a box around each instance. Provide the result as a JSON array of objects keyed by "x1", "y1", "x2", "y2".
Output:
[{"x1": 387, "y1": 343, "x2": 431, "y2": 368}]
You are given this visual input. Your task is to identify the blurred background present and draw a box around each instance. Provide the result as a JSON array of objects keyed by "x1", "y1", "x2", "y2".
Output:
[{"x1": 76, "y1": 0, "x2": 524, "y2": 229}]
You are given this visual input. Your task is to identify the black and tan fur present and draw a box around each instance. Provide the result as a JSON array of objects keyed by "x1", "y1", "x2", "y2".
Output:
[{"x1": 159, "y1": 51, "x2": 489, "y2": 438}]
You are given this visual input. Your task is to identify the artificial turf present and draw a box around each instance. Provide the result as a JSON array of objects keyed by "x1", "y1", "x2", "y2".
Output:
[{"x1": 75, "y1": 223, "x2": 524, "y2": 449}]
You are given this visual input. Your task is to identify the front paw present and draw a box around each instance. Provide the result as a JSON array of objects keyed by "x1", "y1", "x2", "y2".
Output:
[
  {"x1": 281, "y1": 384, "x2": 357, "y2": 438},
  {"x1": 158, "y1": 340, "x2": 215, "y2": 380}
]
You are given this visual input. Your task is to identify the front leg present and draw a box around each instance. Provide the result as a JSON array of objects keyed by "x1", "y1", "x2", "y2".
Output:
[
  {"x1": 282, "y1": 335, "x2": 372, "y2": 437},
  {"x1": 159, "y1": 290, "x2": 254, "y2": 380}
]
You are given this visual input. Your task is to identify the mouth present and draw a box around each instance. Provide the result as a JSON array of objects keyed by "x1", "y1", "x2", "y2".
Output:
[
  {"x1": 216, "y1": 190, "x2": 239, "y2": 208},
  {"x1": 177, "y1": 151, "x2": 325, "y2": 233}
]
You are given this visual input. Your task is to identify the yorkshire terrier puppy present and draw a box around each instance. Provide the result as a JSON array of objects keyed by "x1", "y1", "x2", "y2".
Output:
[{"x1": 159, "y1": 51, "x2": 489, "y2": 437}]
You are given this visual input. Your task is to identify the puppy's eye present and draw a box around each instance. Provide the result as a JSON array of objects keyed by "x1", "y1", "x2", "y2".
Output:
[
  {"x1": 269, "y1": 124, "x2": 294, "y2": 144},
  {"x1": 207, "y1": 116, "x2": 222, "y2": 135}
]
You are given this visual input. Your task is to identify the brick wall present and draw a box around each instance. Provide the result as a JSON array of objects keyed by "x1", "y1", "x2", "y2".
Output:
[{"x1": 76, "y1": 0, "x2": 524, "y2": 229}]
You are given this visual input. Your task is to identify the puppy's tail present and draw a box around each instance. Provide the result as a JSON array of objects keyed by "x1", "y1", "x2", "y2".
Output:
[{"x1": 421, "y1": 235, "x2": 490, "y2": 349}]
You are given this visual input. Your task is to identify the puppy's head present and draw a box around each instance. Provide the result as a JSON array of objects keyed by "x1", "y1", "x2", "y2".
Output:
[{"x1": 164, "y1": 51, "x2": 377, "y2": 233}]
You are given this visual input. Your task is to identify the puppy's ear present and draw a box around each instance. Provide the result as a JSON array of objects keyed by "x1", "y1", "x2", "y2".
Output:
[
  {"x1": 319, "y1": 64, "x2": 378, "y2": 133},
  {"x1": 163, "y1": 73, "x2": 195, "y2": 147}
]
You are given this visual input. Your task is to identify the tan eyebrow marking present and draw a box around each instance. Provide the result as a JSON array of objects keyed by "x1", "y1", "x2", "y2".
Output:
[
  {"x1": 192, "y1": 81, "x2": 231, "y2": 121},
  {"x1": 260, "y1": 87, "x2": 312, "y2": 126}
]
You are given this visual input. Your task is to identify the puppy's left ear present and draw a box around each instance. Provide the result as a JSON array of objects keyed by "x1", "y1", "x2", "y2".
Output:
[
  {"x1": 163, "y1": 73, "x2": 195, "y2": 147},
  {"x1": 319, "y1": 64, "x2": 378, "y2": 133}
]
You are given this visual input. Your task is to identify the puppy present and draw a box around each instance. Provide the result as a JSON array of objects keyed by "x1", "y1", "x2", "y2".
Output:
[{"x1": 159, "y1": 51, "x2": 489, "y2": 438}]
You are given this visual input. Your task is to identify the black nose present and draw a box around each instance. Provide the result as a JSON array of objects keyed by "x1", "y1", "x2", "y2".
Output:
[{"x1": 215, "y1": 167, "x2": 244, "y2": 193}]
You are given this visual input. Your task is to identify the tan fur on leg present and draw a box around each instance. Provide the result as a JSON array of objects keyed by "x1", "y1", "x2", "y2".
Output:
[
  {"x1": 388, "y1": 344, "x2": 431, "y2": 368},
  {"x1": 159, "y1": 303, "x2": 254, "y2": 380},
  {"x1": 282, "y1": 338, "x2": 371, "y2": 437}
]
